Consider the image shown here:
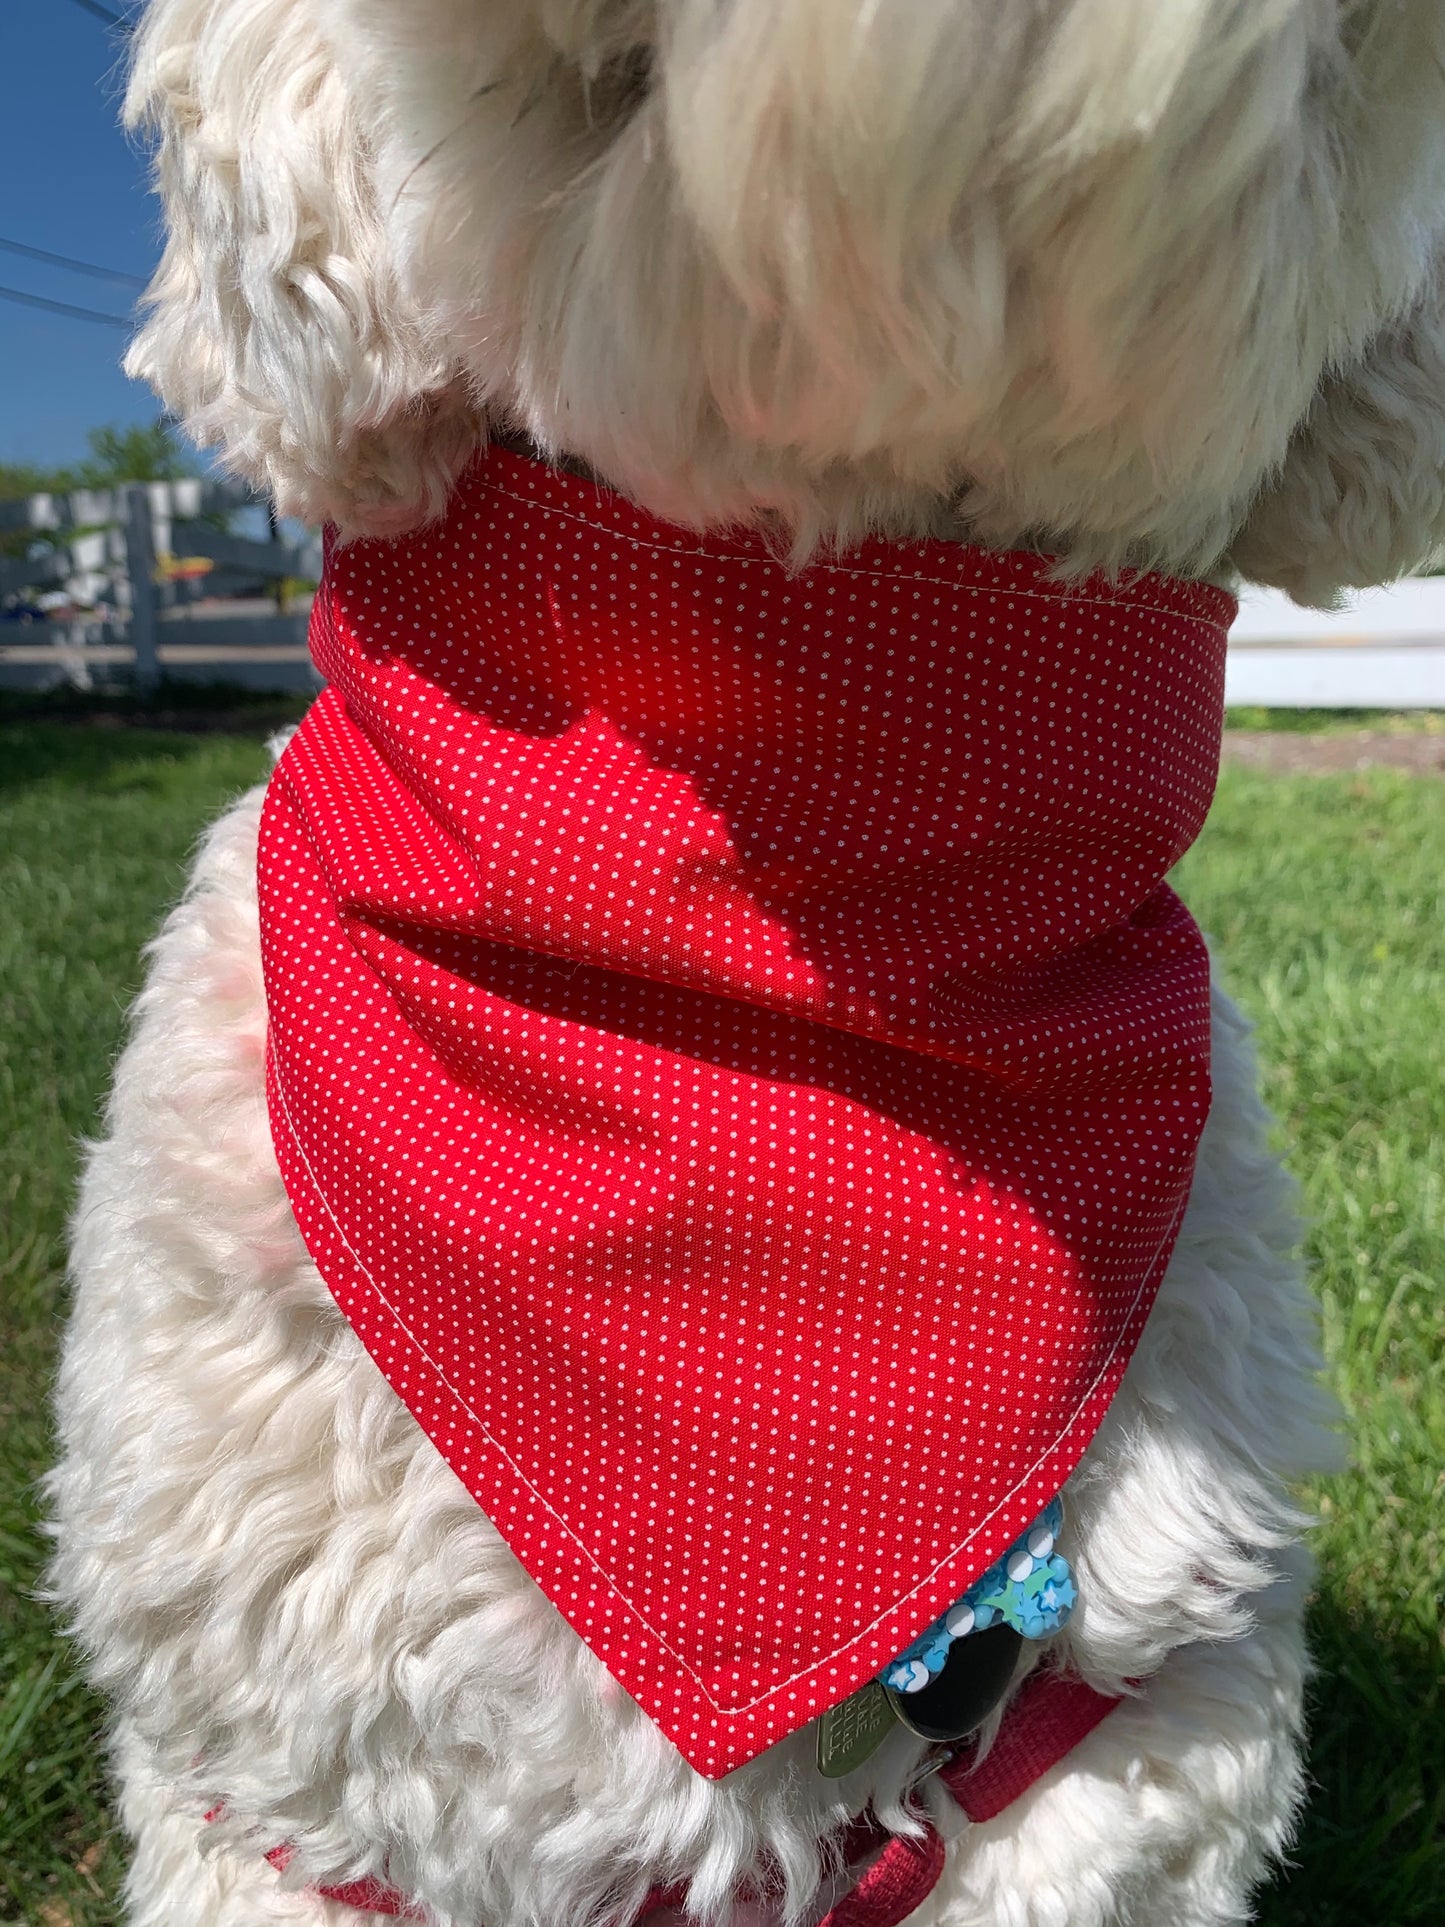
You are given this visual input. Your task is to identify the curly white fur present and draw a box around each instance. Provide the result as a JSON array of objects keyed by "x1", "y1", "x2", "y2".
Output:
[
  {"x1": 123, "y1": 0, "x2": 1445, "y2": 592},
  {"x1": 48, "y1": 1, "x2": 1439, "y2": 1921},
  {"x1": 49, "y1": 791, "x2": 1336, "y2": 1926}
]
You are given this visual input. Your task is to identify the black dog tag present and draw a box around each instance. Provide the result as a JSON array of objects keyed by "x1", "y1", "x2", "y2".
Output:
[{"x1": 883, "y1": 1622, "x2": 1023, "y2": 1742}]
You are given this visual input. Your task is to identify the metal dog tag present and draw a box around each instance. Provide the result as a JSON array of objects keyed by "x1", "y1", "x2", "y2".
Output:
[{"x1": 816, "y1": 1679, "x2": 898, "y2": 1778}]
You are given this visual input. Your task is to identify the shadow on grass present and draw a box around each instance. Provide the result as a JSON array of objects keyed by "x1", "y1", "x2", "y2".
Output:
[
  {"x1": 0, "y1": 723, "x2": 220, "y2": 795},
  {"x1": 0, "y1": 685, "x2": 312, "y2": 794},
  {"x1": 1259, "y1": 1587, "x2": 1443, "y2": 1925},
  {"x1": 0, "y1": 681, "x2": 311, "y2": 730}
]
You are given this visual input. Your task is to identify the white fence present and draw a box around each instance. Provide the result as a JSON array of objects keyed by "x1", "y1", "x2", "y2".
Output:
[
  {"x1": 0, "y1": 479, "x2": 322, "y2": 691},
  {"x1": 1229, "y1": 578, "x2": 1445, "y2": 707}
]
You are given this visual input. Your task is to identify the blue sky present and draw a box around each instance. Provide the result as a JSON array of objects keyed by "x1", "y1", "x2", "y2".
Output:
[{"x1": 0, "y1": 2, "x2": 163, "y2": 468}]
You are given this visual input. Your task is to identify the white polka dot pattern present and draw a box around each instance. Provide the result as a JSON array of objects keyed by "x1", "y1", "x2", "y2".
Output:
[{"x1": 256, "y1": 448, "x2": 1232, "y2": 1778}]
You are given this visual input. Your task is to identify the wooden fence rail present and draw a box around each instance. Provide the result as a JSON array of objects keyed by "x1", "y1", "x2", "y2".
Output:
[{"x1": 1, "y1": 479, "x2": 322, "y2": 692}]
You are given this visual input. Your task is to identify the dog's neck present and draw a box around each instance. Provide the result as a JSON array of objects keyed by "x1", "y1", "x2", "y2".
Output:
[{"x1": 488, "y1": 423, "x2": 601, "y2": 490}]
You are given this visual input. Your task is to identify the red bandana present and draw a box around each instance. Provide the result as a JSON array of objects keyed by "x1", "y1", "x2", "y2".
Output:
[{"x1": 258, "y1": 448, "x2": 1230, "y2": 1777}]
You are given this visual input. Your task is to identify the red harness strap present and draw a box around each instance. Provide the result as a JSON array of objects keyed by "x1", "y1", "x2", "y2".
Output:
[
  {"x1": 255, "y1": 1670, "x2": 1120, "y2": 1924},
  {"x1": 942, "y1": 1665, "x2": 1123, "y2": 1824},
  {"x1": 263, "y1": 1846, "x2": 421, "y2": 1918}
]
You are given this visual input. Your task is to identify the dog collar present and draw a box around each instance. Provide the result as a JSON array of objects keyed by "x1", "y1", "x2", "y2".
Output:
[
  {"x1": 257, "y1": 446, "x2": 1230, "y2": 1776},
  {"x1": 883, "y1": 1498, "x2": 1075, "y2": 1693}
]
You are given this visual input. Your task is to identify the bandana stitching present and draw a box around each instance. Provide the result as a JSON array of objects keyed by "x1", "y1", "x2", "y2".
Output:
[
  {"x1": 269, "y1": 988, "x2": 1179, "y2": 1721},
  {"x1": 473, "y1": 476, "x2": 1232, "y2": 635},
  {"x1": 258, "y1": 445, "x2": 1228, "y2": 1770}
]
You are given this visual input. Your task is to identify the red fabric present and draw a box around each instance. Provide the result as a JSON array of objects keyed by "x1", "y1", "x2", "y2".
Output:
[{"x1": 258, "y1": 446, "x2": 1230, "y2": 1778}]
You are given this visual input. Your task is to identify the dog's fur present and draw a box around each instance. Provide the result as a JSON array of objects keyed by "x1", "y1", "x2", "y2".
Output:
[{"x1": 47, "y1": 3, "x2": 1445, "y2": 1923}]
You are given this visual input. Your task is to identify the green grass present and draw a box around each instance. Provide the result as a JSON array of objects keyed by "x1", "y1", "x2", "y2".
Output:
[
  {"x1": 1222, "y1": 707, "x2": 1445, "y2": 735},
  {"x1": 1, "y1": 716, "x2": 1441, "y2": 1924},
  {"x1": 1173, "y1": 767, "x2": 1445, "y2": 1921},
  {"x1": 0, "y1": 720, "x2": 280, "y2": 1925}
]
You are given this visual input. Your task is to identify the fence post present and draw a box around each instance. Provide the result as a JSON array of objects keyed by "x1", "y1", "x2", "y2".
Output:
[{"x1": 123, "y1": 482, "x2": 161, "y2": 693}]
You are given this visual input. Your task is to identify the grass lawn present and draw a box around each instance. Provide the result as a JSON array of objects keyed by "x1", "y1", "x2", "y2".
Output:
[{"x1": 1, "y1": 704, "x2": 1441, "y2": 1924}]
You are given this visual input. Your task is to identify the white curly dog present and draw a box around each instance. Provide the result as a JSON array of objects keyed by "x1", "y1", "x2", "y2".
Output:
[{"x1": 48, "y1": 4, "x2": 1445, "y2": 1925}]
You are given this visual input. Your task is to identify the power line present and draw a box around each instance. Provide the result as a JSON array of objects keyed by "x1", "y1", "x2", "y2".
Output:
[
  {"x1": 0, "y1": 236, "x2": 148, "y2": 288},
  {"x1": 0, "y1": 283, "x2": 132, "y2": 327},
  {"x1": 63, "y1": 0, "x2": 128, "y2": 25}
]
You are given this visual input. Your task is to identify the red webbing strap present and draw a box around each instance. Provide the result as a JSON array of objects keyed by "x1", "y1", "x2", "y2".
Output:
[
  {"x1": 243, "y1": 1672, "x2": 1123, "y2": 1921},
  {"x1": 941, "y1": 1668, "x2": 1124, "y2": 1824},
  {"x1": 812, "y1": 1823, "x2": 948, "y2": 1927},
  {"x1": 265, "y1": 1842, "x2": 424, "y2": 1918},
  {"x1": 800, "y1": 1670, "x2": 1122, "y2": 1927}
]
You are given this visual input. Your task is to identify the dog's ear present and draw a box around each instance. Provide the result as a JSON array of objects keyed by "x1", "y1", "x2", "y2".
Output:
[
  {"x1": 124, "y1": 0, "x2": 480, "y2": 531},
  {"x1": 1229, "y1": 277, "x2": 1445, "y2": 605}
]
